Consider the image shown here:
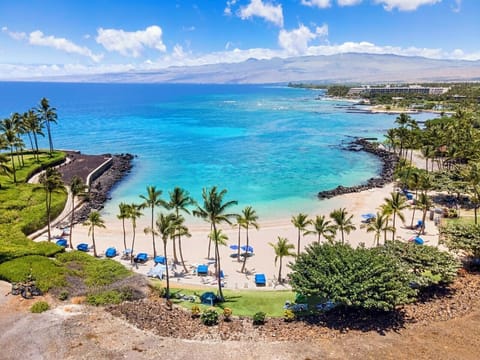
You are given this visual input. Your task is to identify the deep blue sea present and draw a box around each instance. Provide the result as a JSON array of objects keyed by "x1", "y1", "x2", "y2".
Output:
[{"x1": 0, "y1": 82, "x2": 435, "y2": 219}]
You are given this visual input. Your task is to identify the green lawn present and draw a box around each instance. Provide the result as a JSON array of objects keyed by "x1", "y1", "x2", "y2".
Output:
[
  {"x1": 443, "y1": 216, "x2": 477, "y2": 226},
  {"x1": 153, "y1": 281, "x2": 295, "y2": 317}
]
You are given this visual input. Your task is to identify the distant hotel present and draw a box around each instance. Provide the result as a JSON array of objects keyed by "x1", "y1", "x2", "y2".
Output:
[{"x1": 347, "y1": 85, "x2": 450, "y2": 97}]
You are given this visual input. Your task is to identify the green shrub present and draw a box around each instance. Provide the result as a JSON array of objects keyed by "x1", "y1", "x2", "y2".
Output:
[
  {"x1": 59, "y1": 291, "x2": 69, "y2": 301},
  {"x1": 31, "y1": 301, "x2": 50, "y2": 313},
  {"x1": 86, "y1": 288, "x2": 133, "y2": 306},
  {"x1": 253, "y1": 311, "x2": 266, "y2": 325},
  {"x1": 283, "y1": 309, "x2": 295, "y2": 322},
  {"x1": 200, "y1": 308, "x2": 219, "y2": 326}
]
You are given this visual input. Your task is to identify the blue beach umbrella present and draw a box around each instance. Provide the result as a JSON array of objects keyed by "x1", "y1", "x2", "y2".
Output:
[
  {"x1": 361, "y1": 213, "x2": 376, "y2": 220},
  {"x1": 229, "y1": 244, "x2": 239, "y2": 251},
  {"x1": 241, "y1": 245, "x2": 254, "y2": 253},
  {"x1": 414, "y1": 236, "x2": 424, "y2": 245}
]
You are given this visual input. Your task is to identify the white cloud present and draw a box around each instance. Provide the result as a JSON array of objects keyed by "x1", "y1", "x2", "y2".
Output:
[
  {"x1": 301, "y1": 0, "x2": 331, "y2": 8},
  {"x1": 239, "y1": 0, "x2": 284, "y2": 27},
  {"x1": 2, "y1": 26, "x2": 27, "y2": 40},
  {"x1": 28, "y1": 30, "x2": 103, "y2": 62},
  {"x1": 96, "y1": 25, "x2": 166, "y2": 57},
  {"x1": 337, "y1": 0, "x2": 362, "y2": 6},
  {"x1": 278, "y1": 24, "x2": 328, "y2": 55},
  {"x1": 224, "y1": 0, "x2": 238, "y2": 15},
  {"x1": 374, "y1": 0, "x2": 441, "y2": 11}
]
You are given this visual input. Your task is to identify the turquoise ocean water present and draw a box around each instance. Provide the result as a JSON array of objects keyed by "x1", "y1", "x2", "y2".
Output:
[{"x1": 0, "y1": 82, "x2": 435, "y2": 219}]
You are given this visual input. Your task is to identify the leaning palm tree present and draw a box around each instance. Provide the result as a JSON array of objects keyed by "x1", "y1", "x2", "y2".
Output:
[
  {"x1": 240, "y1": 206, "x2": 259, "y2": 273},
  {"x1": 167, "y1": 187, "x2": 194, "y2": 265},
  {"x1": 69, "y1": 176, "x2": 87, "y2": 249},
  {"x1": 234, "y1": 215, "x2": 246, "y2": 261},
  {"x1": 117, "y1": 202, "x2": 130, "y2": 252},
  {"x1": 291, "y1": 213, "x2": 310, "y2": 255},
  {"x1": 329, "y1": 208, "x2": 356, "y2": 245},
  {"x1": 22, "y1": 109, "x2": 44, "y2": 162},
  {"x1": 156, "y1": 212, "x2": 178, "y2": 300},
  {"x1": 127, "y1": 203, "x2": 143, "y2": 263},
  {"x1": 416, "y1": 192, "x2": 432, "y2": 235},
  {"x1": 269, "y1": 236, "x2": 296, "y2": 283},
  {"x1": 139, "y1": 186, "x2": 166, "y2": 258},
  {"x1": 193, "y1": 186, "x2": 238, "y2": 302},
  {"x1": 38, "y1": 167, "x2": 64, "y2": 241},
  {"x1": 37, "y1": 97, "x2": 57, "y2": 156},
  {"x1": 383, "y1": 192, "x2": 408, "y2": 241},
  {"x1": 363, "y1": 212, "x2": 393, "y2": 247},
  {"x1": 171, "y1": 214, "x2": 192, "y2": 272},
  {"x1": 306, "y1": 215, "x2": 336, "y2": 244},
  {"x1": 83, "y1": 211, "x2": 105, "y2": 257}
]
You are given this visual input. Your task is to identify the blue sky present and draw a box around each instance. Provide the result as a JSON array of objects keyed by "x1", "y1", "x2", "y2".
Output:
[{"x1": 0, "y1": 0, "x2": 478, "y2": 79}]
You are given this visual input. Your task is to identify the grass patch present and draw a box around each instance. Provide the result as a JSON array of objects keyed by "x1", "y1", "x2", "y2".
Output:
[
  {"x1": 31, "y1": 301, "x2": 50, "y2": 313},
  {"x1": 86, "y1": 288, "x2": 134, "y2": 306},
  {"x1": 444, "y1": 216, "x2": 476, "y2": 226},
  {"x1": 154, "y1": 281, "x2": 295, "y2": 317}
]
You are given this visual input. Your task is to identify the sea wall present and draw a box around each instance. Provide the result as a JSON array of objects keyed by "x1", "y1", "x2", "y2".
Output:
[{"x1": 317, "y1": 138, "x2": 398, "y2": 200}]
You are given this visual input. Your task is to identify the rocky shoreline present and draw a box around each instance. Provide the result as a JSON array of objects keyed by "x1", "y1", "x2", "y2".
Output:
[{"x1": 317, "y1": 138, "x2": 398, "y2": 200}]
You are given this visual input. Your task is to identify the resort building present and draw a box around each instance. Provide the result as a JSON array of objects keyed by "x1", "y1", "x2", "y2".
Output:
[{"x1": 347, "y1": 85, "x2": 450, "y2": 97}]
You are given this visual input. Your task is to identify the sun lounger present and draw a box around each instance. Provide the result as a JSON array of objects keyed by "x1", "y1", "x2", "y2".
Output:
[
  {"x1": 154, "y1": 255, "x2": 166, "y2": 265},
  {"x1": 105, "y1": 247, "x2": 117, "y2": 258},
  {"x1": 197, "y1": 264, "x2": 208, "y2": 276},
  {"x1": 55, "y1": 238, "x2": 68, "y2": 247},
  {"x1": 76, "y1": 243, "x2": 89, "y2": 252},
  {"x1": 134, "y1": 252, "x2": 148, "y2": 264},
  {"x1": 255, "y1": 273, "x2": 266, "y2": 286}
]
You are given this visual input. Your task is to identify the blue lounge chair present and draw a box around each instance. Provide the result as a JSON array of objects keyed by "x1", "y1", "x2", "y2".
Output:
[
  {"x1": 134, "y1": 252, "x2": 148, "y2": 263},
  {"x1": 56, "y1": 238, "x2": 68, "y2": 247},
  {"x1": 105, "y1": 247, "x2": 117, "y2": 258},
  {"x1": 200, "y1": 291, "x2": 218, "y2": 305},
  {"x1": 255, "y1": 273, "x2": 266, "y2": 286},
  {"x1": 154, "y1": 256, "x2": 166, "y2": 265},
  {"x1": 77, "y1": 243, "x2": 89, "y2": 252},
  {"x1": 197, "y1": 264, "x2": 208, "y2": 276}
]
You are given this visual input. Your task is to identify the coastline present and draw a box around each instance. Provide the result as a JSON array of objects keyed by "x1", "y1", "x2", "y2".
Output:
[{"x1": 51, "y1": 140, "x2": 440, "y2": 291}]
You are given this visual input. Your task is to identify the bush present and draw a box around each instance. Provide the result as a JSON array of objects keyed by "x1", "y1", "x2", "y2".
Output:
[
  {"x1": 222, "y1": 307, "x2": 233, "y2": 321},
  {"x1": 59, "y1": 291, "x2": 69, "y2": 301},
  {"x1": 31, "y1": 301, "x2": 50, "y2": 313},
  {"x1": 200, "y1": 308, "x2": 219, "y2": 326},
  {"x1": 252, "y1": 311, "x2": 266, "y2": 325},
  {"x1": 191, "y1": 304, "x2": 201, "y2": 318},
  {"x1": 283, "y1": 309, "x2": 295, "y2": 322},
  {"x1": 86, "y1": 288, "x2": 134, "y2": 306}
]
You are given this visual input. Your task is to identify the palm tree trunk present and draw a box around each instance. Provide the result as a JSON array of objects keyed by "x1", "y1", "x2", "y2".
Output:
[
  {"x1": 297, "y1": 230, "x2": 301, "y2": 256},
  {"x1": 278, "y1": 257, "x2": 283, "y2": 283},
  {"x1": 241, "y1": 225, "x2": 249, "y2": 273},
  {"x1": 410, "y1": 191, "x2": 418, "y2": 229},
  {"x1": 9, "y1": 147, "x2": 16, "y2": 184},
  {"x1": 46, "y1": 121, "x2": 53, "y2": 155},
  {"x1": 46, "y1": 190, "x2": 52, "y2": 241},
  {"x1": 392, "y1": 212, "x2": 397, "y2": 241},
  {"x1": 122, "y1": 219, "x2": 127, "y2": 251},
  {"x1": 318, "y1": 234, "x2": 321, "y2": 244},
  {"x1": 69, "y1": 195, "x2": 75, "y2": 249},
  {"x1": 130, "y1": 224, "x2": 136, "y2": 264},
  {"x1": 164, "y1": 240, "x2": 170, "y2": 299},
  {"x1": 92, "y1": 227, "x2": 97, "y2": 257},
  {"x1": 207, "y1": 223, "x2": 212, "y2": 259},
  {"x1": 172, "y1": 235, "x2": 178, "y2": 263},
  {"x1": 33, "y1": 132, "x2": 40, "y2": 162},
  {"x1": 474, "y1": 206, "x2": 477, "y2": 225},
  {"x1": 341, "y1": 228, "x2": 345, "y2": 245},
  {"x1": 151, "y1": 207, "x2": 157, "y2": 258},
  {"x1": 213, "y1": 223, "x2": 224, "y2": 301},
  {"x1": 178, "y1": 234, "x2": 188, "y2": 273},
  {"x1": 237, "y1": 223, "x2": 241, "y2": 261}
]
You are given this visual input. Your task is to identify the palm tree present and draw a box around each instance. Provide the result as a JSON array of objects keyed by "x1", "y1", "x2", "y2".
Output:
[
  {"x1": 407, "y1": 170, "x2": 421, "y2": 229},
  {"x1": 291, "y1": 213, "x2": 310, "y2": 255},
  {"x1": 22, "y1": 110, "x2": 44, "y2": 162},
  {"x1": 117, "y1": 202, "x2": 130, "y2": 252},
  {"x1": 68, "y1": 176, "x2": 87, "y2": 249},
  {"x1": 139, "y1": 186, "x2": 166, "y2": 258},
  {"x1": 363, "y1": 212, "x2": 393, "y2": 246},
  {"x1": 306, "y1": 215, "x2": 335, "y2": 244},
  {"x1": 127, "y1": 203, "x2": 143, "y2": 263},
  {"x1": 234, "y1": 215, "x2": 245, "y2": 261},
  {"x1": 383, "y1": 192, "x2": 408, "y2": 241},
  {"x1": 329, "y1": 208, "x2": 356, "y2": 245},
  {"x1": 269, "y1": 236, "x2": 296, "y2": 283},
  {"x1": 37, "y1": 97, "x2": 57, "y2": 156},
  {"x1": 38, "y1": 167, "x2": 64, "y2": 241},
  {"x1": 395, "y1": 113, "x2": 412, "y2": 158},
  {"x1": 156, "y1": 212, "x2": 178, "y2": 299},
  {"x1": 83, "y1": 211, "x2": 105, "y2": 257},
  {"x1": 167, "y1": 187, "x2": 194, "y2": 267},
  {"x1": 0, "y1": 153, "x2": 13, "y2": 187},
  {"x1": 0, "y1": 118, "x2": 19, "y2": 184},
  {"x1": 240, "y1": 206, "x2": 259, "y2": 273},
  {"x1": 416, "y1": 192, "x2": 432, "y2": 235},
  {"x1": 193, "y1": 186, "x2": 238, "y2": 301},
  {"x1": 171, "y1": 214, "x2": 191, "y2": 272}
]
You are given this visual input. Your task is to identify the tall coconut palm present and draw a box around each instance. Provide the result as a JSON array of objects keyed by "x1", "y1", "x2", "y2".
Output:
[
  {"x1": 127, "y1": 203, "x2": 143, "y2": 263},
  {"x1": 37, "y1": 97, "x2": 57, "y2": 156},
  {"x1": 306, "y1": 215, "x2": 336, "y2": 244},
  {"x1": 22, "y1": 110, "x2": 44, "y2": 162},
  {"x1": 416, "y1": 192, "x2": 432, "y2": 235},
  {"x1": 407, "y1": 170, "x2": 421, "y2": 229},
  {"x1": 0, "y1": 118, "x2": 19, "y2": 184},
  {"x1": 395, "y1": 113, "x2": 412, "y2": 158},
  {"x1": 167, "y1": 187, "x2": 194, "y2": 266},
  {"x1": 117, "y1": 202, "x2": 130, "y2": 252},
  {"x1": 364, "y1": 212, "x2": 393, "y2": 247},
  {"x1": 69, "y1": 176, "x2": 87, "y2": 249},
  {"x1": 156, "y1": 212, "x2": 178, "y2": 299},
  {"x1": 329, "y1": 208, "x2": 356, "y2": 245},
  {"x1": 269, "y1": 236, "x2": 296, "y2": 283},
  {"x1": 240, "y1": 206, "x2": 259, "y2": 273},
  {"x1": 84, "y1": 211, "x2": 105, "y2": 257},
  {"x1": 38, "y1": 167, "x2": 64, "y2": 241},
  {"x1": 171, "y1": 214, "x2": 191, "y2": 272},
  {"x1": 234, "y1": 215, "x2": 245, "y2": 261},
  {"x1": 291, "y1": 213, "x2": 310, "y2": 255},
  {"x1": 383, "y1": 192, "x2": 408, "y2": 241},
  {"x1": 210, "y1": 228, "x2": 229, "y2": 283},
  {"x1": 139, "y1": 186, "x2": 166, "y2": 258},
  {"x1": 193, "y1": 186, "x2": 238, "y2": 301}
]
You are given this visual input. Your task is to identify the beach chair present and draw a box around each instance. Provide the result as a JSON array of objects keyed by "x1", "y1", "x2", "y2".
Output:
[
  {"x1": 197, "y1": 265, "x2": 208, "y2": 276},
  {"x1": 154, "y1": 255, "x2": 166, "y2": 265},
  {"x1": 134, "y1": 252, "x2": 148, "y2": 264},
  {"x1": 55, "y1": 238, "x2": 68, "y2": 247},
  {"x1": 255, "y1": 273, "x2": 266, "y2": 286},
  {"x1": 105, "y1": 247, "x2": 117, "y2": 258},
  {"x1": 76, "y1": 243, "x2": 89, "y2": 252}
]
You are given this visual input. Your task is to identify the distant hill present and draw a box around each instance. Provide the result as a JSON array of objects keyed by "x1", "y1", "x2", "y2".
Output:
[{"x1": 48, "y1": 53, "x2": 480, "y2": 84}]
